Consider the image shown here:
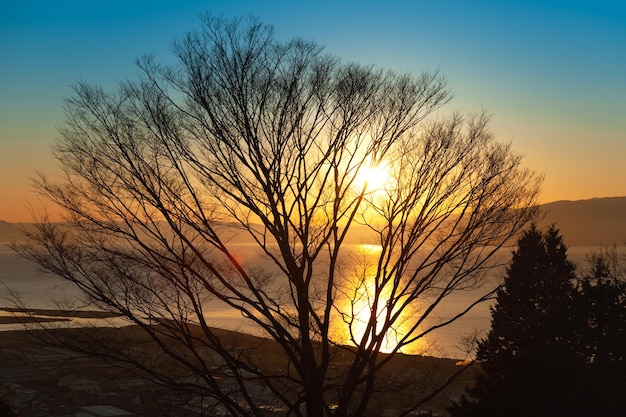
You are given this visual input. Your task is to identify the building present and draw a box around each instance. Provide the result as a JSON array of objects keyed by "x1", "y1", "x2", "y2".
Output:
[
  {"x1": 76, "y1": 405, "x2": 134, "y2": 417},
  {"x1": 57, "y1": 375, "x2": 102, "y2": 396}
]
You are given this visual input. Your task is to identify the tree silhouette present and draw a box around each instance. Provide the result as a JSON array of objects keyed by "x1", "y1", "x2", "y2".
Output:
[
  {"x1": 0, "y1": 396, "x2": 20, "y2": 417},
  {"x1": 15, "y1": 15, "x2": 540, "y2": 417},
  {"x1": 574, "y1": 248, "x2": 626, "y2": 415},
  {"x1": 450, "y1": 225, "x2": 586, "y2": 417}
]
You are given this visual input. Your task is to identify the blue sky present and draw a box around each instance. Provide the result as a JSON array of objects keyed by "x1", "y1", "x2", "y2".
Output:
[{"x1": 1, "y1": 0, "x2": 625, "y2": 221}]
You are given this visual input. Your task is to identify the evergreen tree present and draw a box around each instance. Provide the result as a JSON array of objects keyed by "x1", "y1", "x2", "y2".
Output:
[
  {"x1": 574, "y1": 251, "x2": 626, "y2": 415},
  {"x1": 450, "y1": 225, "x2": 586, "y2": 417}
]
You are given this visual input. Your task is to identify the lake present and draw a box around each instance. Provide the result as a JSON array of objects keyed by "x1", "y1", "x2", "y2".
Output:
[{"x1": 0, "y1": 244, "x2": 601, "y2": 359}]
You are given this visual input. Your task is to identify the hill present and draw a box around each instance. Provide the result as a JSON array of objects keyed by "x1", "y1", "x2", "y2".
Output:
[
  {"x1": 0, "y1": 324, "x2": 476, "y2": 415},
  {"x1": 0, "y1": 221, "x2": 29, "y2": 244},
  {"x1": 3, "y1": 197, "x2": 626, "y2": 246},
  {"x1": 537, "y1": 196, "x2": 626, "y2": 246}
]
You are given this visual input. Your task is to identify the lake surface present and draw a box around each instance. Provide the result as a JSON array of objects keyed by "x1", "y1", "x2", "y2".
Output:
[{"x1": 0, "y1": 244, "x2": 600, "y2": 359}]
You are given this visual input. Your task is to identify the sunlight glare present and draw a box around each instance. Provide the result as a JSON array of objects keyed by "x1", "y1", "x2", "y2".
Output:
[
  {"x1": 356, "y1": 162, "x2": 391, "y2": 193},
  {"x1": 331, "y1": 245, "x2": 427, "y2": 355},
  {"x1": 358, "y1": 244, "x2": 383, "y2": 254}
]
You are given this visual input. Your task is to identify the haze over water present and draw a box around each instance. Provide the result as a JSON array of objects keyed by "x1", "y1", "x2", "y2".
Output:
[{"x1": 0, "y1": 243, "x2": 601, "y2": 359}]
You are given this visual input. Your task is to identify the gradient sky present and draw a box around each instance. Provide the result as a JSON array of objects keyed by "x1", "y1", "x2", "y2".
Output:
[{"x1": 1, "y1": 0, "x2": 625, "y2": 222}]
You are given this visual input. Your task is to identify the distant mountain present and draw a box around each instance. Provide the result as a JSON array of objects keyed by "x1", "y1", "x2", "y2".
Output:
[
  {"x1": 2, "y1": 197, "x2": 625, "y2": 247},
  {"x1": 537, "y1": 197, "x2": 626, "y2": 246},
  {"x1": 0, "y1": 221, "x2": 28, "y2": 244}
]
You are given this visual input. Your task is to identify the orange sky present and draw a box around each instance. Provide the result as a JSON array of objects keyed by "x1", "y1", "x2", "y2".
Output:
[{"x1": 2, "y1": 1, "x2": 625, "y2": 222}]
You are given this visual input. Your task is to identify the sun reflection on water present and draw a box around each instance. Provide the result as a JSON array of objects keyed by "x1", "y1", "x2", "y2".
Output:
[{"x1": 331, "y1": 243, "x2": 428, "y2": 354}]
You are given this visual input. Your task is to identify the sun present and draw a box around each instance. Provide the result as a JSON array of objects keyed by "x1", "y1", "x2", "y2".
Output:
[{"x1": 356, "y1": 162, "x2": 391, "y2": 193}]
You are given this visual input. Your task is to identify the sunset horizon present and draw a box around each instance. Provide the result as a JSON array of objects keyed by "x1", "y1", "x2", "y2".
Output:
[
  {"x1": 0, "y1": 1, "x2": 626, "y2": 218},
  {"x1": 3, "y1": 1, "x2": 625, "y2": 220}
]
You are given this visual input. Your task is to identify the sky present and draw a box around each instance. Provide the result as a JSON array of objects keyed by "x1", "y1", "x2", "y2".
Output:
[{"x1": 1, "y1": 0, "x2": 625, "y2": 222}]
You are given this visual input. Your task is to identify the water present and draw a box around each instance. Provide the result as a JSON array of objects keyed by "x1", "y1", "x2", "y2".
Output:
[
  {"x1": 0, "y1": 244, "x2": 600, "y2": 359},
  {"x1": 0, "y1": 245, "x2": 82, "y2": 308}
]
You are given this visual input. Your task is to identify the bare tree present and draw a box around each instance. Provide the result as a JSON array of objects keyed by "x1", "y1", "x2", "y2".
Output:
[{"x1": 15, "y1": 15, "x2": 541, "y2": 417}]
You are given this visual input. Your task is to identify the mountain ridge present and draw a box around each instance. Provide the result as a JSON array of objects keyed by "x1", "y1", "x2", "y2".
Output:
[
  {"x1": 536, "y1": 196, "x2": 626, "y2": 246},
  {"x1": 2, "y1": 197, "x2": 626, "y2": 246}
]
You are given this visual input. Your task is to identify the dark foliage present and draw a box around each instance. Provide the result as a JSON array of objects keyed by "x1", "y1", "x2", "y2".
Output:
[
  {"x1": 451, "y1": 227, "x2": 595, "y2": 417},
  {"x1": 0, "y1": 396, "x2": 19, "y2": 417},
  {"x1": 573, "y1": 252, "x2": 626, "y2": 414}
]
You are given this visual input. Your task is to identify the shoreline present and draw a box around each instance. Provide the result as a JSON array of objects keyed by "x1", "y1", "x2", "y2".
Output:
[
  {"x1": 0, "y1": 307, "x2": 475, "y2": 360},
  {"x1": 0, "y1": 316, "x2": 71, "y2": 324},
  {"x1": 0, "y1": 307, "x2": 123, "y2": 325}
]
